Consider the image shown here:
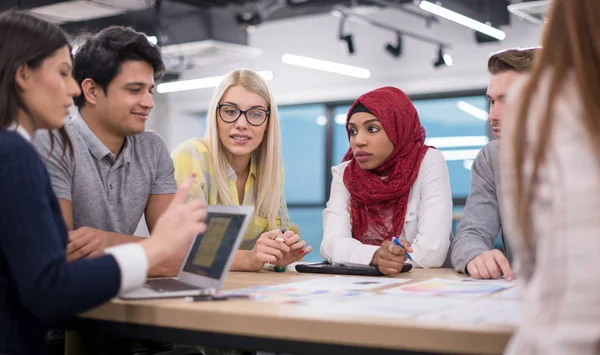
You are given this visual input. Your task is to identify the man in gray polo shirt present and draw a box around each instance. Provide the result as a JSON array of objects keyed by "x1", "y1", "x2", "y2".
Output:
[
  {"x1": 35, "y1": 26, "x2": 181, "y2": 277},
  {"x1": 451, "y1": 48, "x2": 538, "y2": 280}
]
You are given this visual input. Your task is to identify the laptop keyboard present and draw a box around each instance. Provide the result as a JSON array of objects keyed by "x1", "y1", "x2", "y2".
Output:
[{"x1": 144, "y1": 278, "x2": 200, "y2": 293}]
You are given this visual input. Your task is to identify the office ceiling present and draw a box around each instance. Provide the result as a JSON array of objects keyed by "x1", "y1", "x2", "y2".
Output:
[
  {"x1": 1, "y1": 1, "x2": 518, "y2": 27},
  {"x1": 1, "y1": 0, "x2": 528, "y2": 73}
]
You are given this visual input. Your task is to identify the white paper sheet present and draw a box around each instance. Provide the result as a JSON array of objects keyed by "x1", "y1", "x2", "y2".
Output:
[
  {"x1": 462, "y1": 276, "x2": 517, "y2": 288},
  {"x1": 418, "y1": 298, "x2": 522, "y2": 326},
  {"x1": 382, "y1": 277, "x2": 513, "y2": 297},
  {"x1": 314, "y1": 294, "x2": 474, "y2": 319},
  {"x1": 491, "y1": 286, "x2": 522, "y2": 300},
  {"x1": 281, "y1": 275, "x2": 411, "y2": 291}
]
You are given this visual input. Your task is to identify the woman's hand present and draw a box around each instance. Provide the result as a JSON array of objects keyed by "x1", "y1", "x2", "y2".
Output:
[
  {"x1": 275, "y1": 230, "x2": 312, "y2": 266},
  {"x1": 244, "y1": 230, "x2": 291, "y2": 271},
  {"x1": 370, "y1": 239, "x2": 413, "y2": 275}
]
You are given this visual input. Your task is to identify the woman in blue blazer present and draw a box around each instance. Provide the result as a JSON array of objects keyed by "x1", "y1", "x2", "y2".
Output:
[{"x1": 0, "y1": 10, "x2": 207, "y2": 355}]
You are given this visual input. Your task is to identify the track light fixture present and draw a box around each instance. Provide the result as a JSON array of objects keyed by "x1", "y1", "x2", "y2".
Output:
[
  {"x1": 433, "y1": 46, "x2": 453, "y2": 68},
  {"x1": 333, "y1": 6, "x2": 453, "y2": 65},
  {"x1": 338, "y1": 15, "x2": 355, "y2": 55},
  {"x1": 385, "y1": 32, "x2": 403, "y2": 58}
]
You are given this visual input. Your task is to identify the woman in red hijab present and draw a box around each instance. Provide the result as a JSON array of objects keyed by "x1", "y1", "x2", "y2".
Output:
[{"x1": 321, "y1": 87, "x2": 452, "y2": 274}]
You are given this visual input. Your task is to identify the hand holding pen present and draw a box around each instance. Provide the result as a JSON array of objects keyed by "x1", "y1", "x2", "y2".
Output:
[
  {"x1": 370, "y1": 238, "x2": 413, "y2": 275},
  {"x1": 392, "y1": 236, "x2": 413, "y2": 262}
]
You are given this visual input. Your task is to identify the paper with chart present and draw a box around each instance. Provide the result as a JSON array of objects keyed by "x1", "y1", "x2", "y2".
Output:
[
  {"x1": 382, "y1": 277, "x2": 513, "y2": 297},
  {"x1": 462, "y1": 276, "x2": 517, "y2": 288},
  {"x1": 223, "y1": 276, "x2": 409, "y2": 304},
  {"x1": 282, "y1": 276, "x2": 410, "y2": 291},
  {"x1": 418, "y1": 298, "x2": 522, "y2": 326},
  {"x1": 491, "y1": 285, "x2": 521, "y2": 300},
  {"x1": 317, "y1": 294, "x2": 474, "y2": 319}
]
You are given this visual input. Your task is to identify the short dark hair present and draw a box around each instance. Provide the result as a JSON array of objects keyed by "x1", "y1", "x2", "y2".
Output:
[
  {"x1": 487, "y1": 47, "x2": 540, "y2": 75},
  {"x1": 0, "y1": 10, "x2": 70, "y2": 129},
  {"x1": 72, "y1": 26, "x2": 165, "y2": 108}
]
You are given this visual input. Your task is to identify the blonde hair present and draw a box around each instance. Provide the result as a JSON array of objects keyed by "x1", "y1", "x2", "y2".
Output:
[
  {"x1": 513, "y1": 0, "x2": 600, "y2": 248},
  {"x1": 204, "y1": 69, "x2": 283, "y2": 229}
]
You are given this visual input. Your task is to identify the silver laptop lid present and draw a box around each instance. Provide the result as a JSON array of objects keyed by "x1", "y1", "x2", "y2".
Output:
[{"x1": 177, "y1": 205, "x2": 254, "y2": 290}]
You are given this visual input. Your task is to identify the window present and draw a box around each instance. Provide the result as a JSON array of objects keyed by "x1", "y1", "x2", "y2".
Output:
[{"x1": 279, "y1": 104, "x2": 327, "y2": 204}]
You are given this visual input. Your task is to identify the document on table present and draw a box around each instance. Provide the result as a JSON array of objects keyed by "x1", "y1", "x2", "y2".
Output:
[
  {"x1": 316, "y1": 294, "x2": 474, "y2": 319},
  {"x1": 462, "y1": 276, "x2": 517, "y2": 288},
  {"x1": 418, "y1": 298, "x2": 522, "y2": 326},
  {"x1": 382, "y1": 277, "x2": 513, "y2": 297},
  {"x1": 491, "y1": 285, "x2": 522, "y2": 300},
  {"x1": 281, "y1": 276, "x2": 410, "y2": 291},
  {"x1": 314, "y1": 294, "x2": 522, "y2": 326},
  {"x1": 223, "y1": 276, "x2": 409, "y2": 304}
]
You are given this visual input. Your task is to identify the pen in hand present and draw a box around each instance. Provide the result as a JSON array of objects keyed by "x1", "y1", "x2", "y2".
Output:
[{"x1": 392, "y1": 236, "x2": 413, "y2": 262}]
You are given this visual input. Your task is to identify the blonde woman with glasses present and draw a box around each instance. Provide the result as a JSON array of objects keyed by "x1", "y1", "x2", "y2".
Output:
[{"x1": 172, "y1": 69, "x2": 312, "y2": 271}]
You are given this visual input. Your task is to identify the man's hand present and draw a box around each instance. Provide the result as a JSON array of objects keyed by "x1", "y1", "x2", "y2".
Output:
[
  {"x1": 370, "y1": 240, "x2": 413, "y2": 275},
  {"x1": 67, "y1": 227, "x2": 110, "y2": 261},
  {"x1": 466, "y1": 250, "x2": 514, "y2": 281}
]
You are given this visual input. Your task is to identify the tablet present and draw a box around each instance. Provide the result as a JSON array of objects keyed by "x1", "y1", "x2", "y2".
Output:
[{"x1": 295, "y1": 262, "x2": 412, "y2": 276}]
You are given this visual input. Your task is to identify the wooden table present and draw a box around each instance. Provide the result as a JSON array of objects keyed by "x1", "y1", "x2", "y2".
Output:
[{"x1": 69, "y1": 268, "x2": 515, "y2": 355}]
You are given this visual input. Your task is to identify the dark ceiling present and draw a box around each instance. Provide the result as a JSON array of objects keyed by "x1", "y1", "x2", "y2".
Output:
[{"x1": 0, "y1": 0, "x2": 515, "y2": 48}]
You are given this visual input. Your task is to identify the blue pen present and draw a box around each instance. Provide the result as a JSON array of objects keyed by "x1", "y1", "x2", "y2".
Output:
[{"x1": 392, "y1": 237, "x2": 413, "y2": 261}]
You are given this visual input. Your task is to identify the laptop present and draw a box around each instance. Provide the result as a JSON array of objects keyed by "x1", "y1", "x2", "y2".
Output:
[{"x1": 121, "y1": 205, "x2": 254, "y2": 300}]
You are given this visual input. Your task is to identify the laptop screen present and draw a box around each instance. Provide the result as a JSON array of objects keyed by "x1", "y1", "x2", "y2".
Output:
[{"x1": 181, "y1": 212, "x2": 246, "y2": 280}]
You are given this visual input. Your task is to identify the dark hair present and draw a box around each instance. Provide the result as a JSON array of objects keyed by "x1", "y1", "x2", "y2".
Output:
[
  {"x1": 488, "y1": 47, "x2": 540, "y2": 75},
  {"x1": 0, "y1": 9, "x2": 73, "y2": 156},
  {"x1": 72, "y1": 26, "x2": 165, "y2": 108}
]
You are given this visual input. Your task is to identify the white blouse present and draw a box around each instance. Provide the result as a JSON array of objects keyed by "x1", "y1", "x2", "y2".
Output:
[{"x1": 320, "y1": 149, "x2": 453, "y2": 268}]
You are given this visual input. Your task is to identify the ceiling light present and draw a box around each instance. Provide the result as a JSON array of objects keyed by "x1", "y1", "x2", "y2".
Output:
[
  {"x1": 385, "y1": 32, "x2": 403, "y2": 58},
  {"x1": 316, "y1": 116, "x2": 328, "y2": 126},
  {"x1": 335, "y1": 114, "x2": 347, "y2": 125},
  {"x1": 156, "y1": 70, "x2": 273, "y2": 94},
  {"x1": 281, "y1": 54, "x2": 371, "y2": 79},
  {"x1": 425, "y1": 136, "x2": 489, "y2": 148},
  {"x1": 456, "y1": 101, "x2": 488, "y2": 120},
  {"x1": 463, "y1": 159, "x2": 474, "y2": 170},
  {"x1": 341, "y1": 34, "x2": 355, "y2": 55},
  {"x1": 338, "y1": 15, "x2": 355, "y2": 55},
  {"x1": 146, "y1": 36, "x2": 158, "y2": 45},
  {"x1": 434, "y1": 46, "x2": 452, "y2": 68},
  {"x1": 419, "y1": 1, "x2": 506, "y2": 40},
  {"x1": 440, "y1": 149, "x2": 481, "y2": 161}
]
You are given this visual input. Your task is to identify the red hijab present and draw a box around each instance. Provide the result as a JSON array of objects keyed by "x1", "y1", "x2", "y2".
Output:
[{"x1": 342, "y1": 86, "x2": 429, "y2": 246}]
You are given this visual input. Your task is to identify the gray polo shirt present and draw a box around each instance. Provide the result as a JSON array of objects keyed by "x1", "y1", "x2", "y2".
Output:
[{"x1": 33, "y1": 112, "x2": 177, "y2": 235}]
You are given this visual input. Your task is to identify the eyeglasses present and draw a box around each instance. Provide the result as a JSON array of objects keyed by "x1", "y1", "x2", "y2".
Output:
[{"x1": 217, "y1": 104, "x2": 269, "y2": 127}]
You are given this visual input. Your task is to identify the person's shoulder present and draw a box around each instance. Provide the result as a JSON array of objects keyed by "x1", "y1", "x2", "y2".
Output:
[
  {"x1": 33, "y1": 122, "x2": 79, "y2": 148},
  {"x1": 419, "y1": 148, "x2": 447, "y2": 172},
  {"x1": 423, "y1": 147, "x2": 445, "y2": 162},
  {"x1": 172, "y1": 138, "x2": 209, "y2": 156},
  {"x1": 0, "y1": 131, "x2": 40, "y2": 162},
  {"x1": 1, "y1": 130, "x2": 32, "y2": 149},
  {"x1": 331, "y1": 160, "x2": 351, "y2": 175},
  {"x1": 475, "y1": 140, "x2": 498, "y2": 166},
  {"x1": 133, "y1": 130, "x2": 167, "y2": 146}
]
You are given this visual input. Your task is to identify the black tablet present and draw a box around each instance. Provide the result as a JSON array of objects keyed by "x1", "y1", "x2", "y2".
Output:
[{"x1": 295, "y1": 262, "x2": 412, "y2": 276}]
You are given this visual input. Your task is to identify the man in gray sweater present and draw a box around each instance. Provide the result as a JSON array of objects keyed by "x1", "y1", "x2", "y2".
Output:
[{"x1": 451, "y1": 48, "x2": 538, "y2": 279}]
